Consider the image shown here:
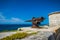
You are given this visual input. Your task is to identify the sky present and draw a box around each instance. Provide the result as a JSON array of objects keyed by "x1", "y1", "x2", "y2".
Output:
[{"x1": 0, "y1": 0, "x2": 60, "y2": 24}]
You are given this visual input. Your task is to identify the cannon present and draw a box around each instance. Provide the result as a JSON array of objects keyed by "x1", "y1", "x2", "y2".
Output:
[{"x1": 25, "y1": 17, "x2": 45, "y2": 28}]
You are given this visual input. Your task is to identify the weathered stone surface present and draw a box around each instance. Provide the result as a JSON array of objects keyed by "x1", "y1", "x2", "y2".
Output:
[
  {"x1": 20, "y1": 31, "x2": 55, "y2": 40},
  {"x1": 49, "y1": 12, "x2": 60, "y2": 27}
]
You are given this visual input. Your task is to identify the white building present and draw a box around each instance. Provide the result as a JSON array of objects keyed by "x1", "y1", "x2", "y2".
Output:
[{"x1": 49, "y1": 12, "x2": 60, "y2": 27}]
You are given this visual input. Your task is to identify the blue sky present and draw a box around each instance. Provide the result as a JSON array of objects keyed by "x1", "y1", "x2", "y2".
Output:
[{"x1": 0, "y1": 0, "x2": 60, "y2": 24}]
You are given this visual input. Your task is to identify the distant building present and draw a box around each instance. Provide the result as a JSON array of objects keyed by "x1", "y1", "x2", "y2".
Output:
[{"x1": 49, "y1": 12, "x2": 60, "y2": 27}]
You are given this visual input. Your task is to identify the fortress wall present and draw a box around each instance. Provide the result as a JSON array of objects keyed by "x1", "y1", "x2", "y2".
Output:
[{"x1": 49, "y1": 12, "x2": 60, "y2": 27}]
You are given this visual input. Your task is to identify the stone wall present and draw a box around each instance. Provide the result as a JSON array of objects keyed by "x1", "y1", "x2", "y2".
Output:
[{"x1": 49, "y1": 12, "x2": 60, "y2": 27}]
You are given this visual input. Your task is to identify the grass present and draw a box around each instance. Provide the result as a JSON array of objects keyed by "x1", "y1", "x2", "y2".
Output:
[
  {"x1": 0, "y1": 32, "x2": 37, "y2": 40},
  {"x1": 0, "y1": 30, "x2": 17, "y2": 33},
  {"x1": 0, "y1": 32, "x2": 28, "y2": 40}
]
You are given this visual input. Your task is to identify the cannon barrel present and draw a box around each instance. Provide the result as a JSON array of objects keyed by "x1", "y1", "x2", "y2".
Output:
[{"x1": 25, "y1": 17, "x2": 45, "y2": 22}]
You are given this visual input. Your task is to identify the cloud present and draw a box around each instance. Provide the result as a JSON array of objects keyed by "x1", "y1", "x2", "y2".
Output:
[
  {"x1": 0, "y1": 13, "x2": 5, "y2": 20},
  {"x1": 10, "y1": 17, "x2": 24, "y2": 22},
  {"x1": 0, "y1": 14, "x2": 25, "y2": 24}
]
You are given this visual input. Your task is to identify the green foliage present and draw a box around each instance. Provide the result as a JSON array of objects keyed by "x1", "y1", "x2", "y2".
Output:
[
  {"x1": 29, "y1": 32, "x2": 37, "y2": 35},
  {"x1": 0, "y1": 30, "x2": 17, "y2": 33},
  {"x1": 0, "y1": 32, "x2": 28, "y2": 40},
  {"x1": 2, "y1": 30, "x2": 9, "y2": 32},
  {"x1": 0, "y1": 32, "x2": 37, "y2": 40}
]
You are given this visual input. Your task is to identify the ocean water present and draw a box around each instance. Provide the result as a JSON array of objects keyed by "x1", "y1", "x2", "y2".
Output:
[
  {"x1": 0, "y1": 24, "x2": 47, "y2": 31},
  {"x1": 0, "y1": 24, "x2": 32, "y2": 31}
]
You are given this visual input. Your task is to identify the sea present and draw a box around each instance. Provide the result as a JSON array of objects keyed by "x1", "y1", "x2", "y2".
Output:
[
  {"x1": 0, "y1": 24, "x2": 47, "y2": 32},
  {"x1": 0, "y1": 24, "x2": 32, "y2": 32}
]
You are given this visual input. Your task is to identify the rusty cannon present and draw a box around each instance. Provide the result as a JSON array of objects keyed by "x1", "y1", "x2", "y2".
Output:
[{"x1": 25, "y1": 17, "x2": 45, "y2": 28}]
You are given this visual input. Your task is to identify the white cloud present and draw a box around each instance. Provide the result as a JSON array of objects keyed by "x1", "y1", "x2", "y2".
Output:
[
  {"x1": 0, "y1": 13, "x2": 5, "y2": 20},
  {"x1": 10, "y1": 17, "x2": 24, "y2": 22},
  {"x1": 0, "y1": 14, "x2": 25, "y2": 24}
]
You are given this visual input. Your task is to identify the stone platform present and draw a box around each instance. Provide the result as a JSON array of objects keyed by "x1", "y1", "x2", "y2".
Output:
[{"x1": 18, "y1": 26, "x2": 60, "y2": 40}]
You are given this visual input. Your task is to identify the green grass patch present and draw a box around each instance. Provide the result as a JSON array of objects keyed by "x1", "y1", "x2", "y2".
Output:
[
  {"x1": 0, "y1": 30, "x2": 17, "y2": 33},
  {"x1": 0, "y1": 32, "x2": 37, "y2": 40},
  {"x1": 0, "y1": 32, "x2": 28, "y2": 40}
]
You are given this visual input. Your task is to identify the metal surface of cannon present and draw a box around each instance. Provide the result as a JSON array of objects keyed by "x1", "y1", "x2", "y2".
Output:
[{"x1": 25, "y1": 17, "x2": 45, "y2": 28}]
